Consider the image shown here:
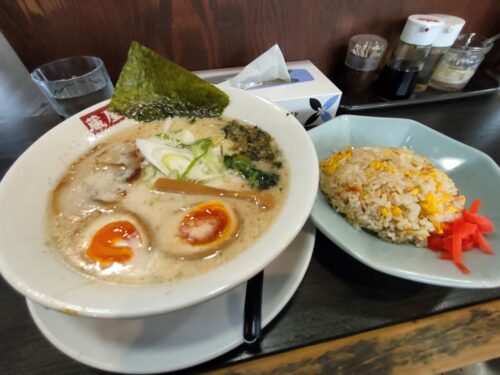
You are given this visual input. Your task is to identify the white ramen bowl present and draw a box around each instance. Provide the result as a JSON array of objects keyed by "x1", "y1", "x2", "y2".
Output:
[{"x1": 0, "y1": 87, "x2": 318, "y2": 318}]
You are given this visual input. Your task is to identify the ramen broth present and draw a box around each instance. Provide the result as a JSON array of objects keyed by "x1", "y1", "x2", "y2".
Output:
[{"x1": 48, "y1": 117, "x2": 288, "y2": 284}]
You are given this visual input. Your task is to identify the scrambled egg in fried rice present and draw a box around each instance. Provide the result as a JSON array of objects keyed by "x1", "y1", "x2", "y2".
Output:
[{"x1": 319, "y1": 147, "x2": 464, "y2": 246}]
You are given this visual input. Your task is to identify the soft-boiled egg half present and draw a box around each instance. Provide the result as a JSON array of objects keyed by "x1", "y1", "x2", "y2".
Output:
[
  {"x1": 87, "y1": 220, "x2": 140, "y2": 265},
  {"x1": 81, "y1": 211, "x2": 153, "y2": 275},
  {"x1": 168, "y1": 201, "x2": 240, "y2": 259}
]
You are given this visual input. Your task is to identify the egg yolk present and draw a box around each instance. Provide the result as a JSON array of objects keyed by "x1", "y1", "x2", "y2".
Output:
[
  {"x1": 179, "y1": 202, "x2": 233, "y2": 246},
  {"x1": 86, "y1": 221, "x2": 140, "y2": 265}
]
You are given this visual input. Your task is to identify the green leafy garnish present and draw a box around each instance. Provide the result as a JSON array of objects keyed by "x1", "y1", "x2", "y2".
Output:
[
  {"x1": 109, "y1": 41, "x2": 229, "y2": 122},
  {"x1": 222, "y1": 121, "x2": 277, "y2": 162},
  {"x1": 223, "y1": 155, "x2": 279, "y2": 190}
]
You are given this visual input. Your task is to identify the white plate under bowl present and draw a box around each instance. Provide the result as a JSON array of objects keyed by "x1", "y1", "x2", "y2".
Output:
[
  {"x1": 27, "y1": 223, "x2": 315, "y2": 374},
  {"x1": 309, "y1": 115, "x2": 500, "y2": 288},
  {"x1": 0, "y1": 86, "x2": 319, "y2": 318}
]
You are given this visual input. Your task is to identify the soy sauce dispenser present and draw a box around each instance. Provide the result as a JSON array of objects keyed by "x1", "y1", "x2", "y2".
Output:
[{"x1": 375, "y1": 15, "x2": 444, "y2": 100}]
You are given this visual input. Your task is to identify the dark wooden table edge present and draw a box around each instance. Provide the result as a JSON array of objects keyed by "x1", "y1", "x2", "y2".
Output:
[{"x1": 206, "y1": 298, "x2": 500, "y2": 375}]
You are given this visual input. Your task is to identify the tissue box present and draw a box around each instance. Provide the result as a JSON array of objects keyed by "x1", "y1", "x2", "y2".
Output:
[{"x1": 195, "y1": 60, "x2": 342, "y2": 128}]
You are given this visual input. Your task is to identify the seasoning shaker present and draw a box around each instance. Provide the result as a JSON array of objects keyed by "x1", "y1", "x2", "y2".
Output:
[
  {"x1": 375, "y1": 15, "x2": 444, "y2": 100},
  {"x1": 429, "y1": 33, "x2": 495, "y2": 91},
  {"x1": 342, "y1": 34, "x2": 387, "y2": 96},
  {"x1": 414, "y1": 15, "x2": 465, "y2": 92}
]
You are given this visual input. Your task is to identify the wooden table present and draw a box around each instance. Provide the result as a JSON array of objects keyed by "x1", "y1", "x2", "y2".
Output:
[{"x1": 1, "y1": 93, "x2": 499, "y2": 374}]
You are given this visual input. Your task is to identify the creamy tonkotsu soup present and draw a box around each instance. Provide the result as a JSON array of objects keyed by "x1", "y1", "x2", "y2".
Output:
[{"x1": 48, "y1": 117, "x2": 288, "y2": 284}]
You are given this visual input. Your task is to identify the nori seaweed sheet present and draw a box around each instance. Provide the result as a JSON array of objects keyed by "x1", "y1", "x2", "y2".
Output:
[{"x1": 109, "y1": 41, "x2": 229, "y2": 122}]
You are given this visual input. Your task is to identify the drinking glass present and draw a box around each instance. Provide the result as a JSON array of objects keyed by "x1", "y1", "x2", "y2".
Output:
[{"x1": 31, "y1": 56, "x2": 113, "y2": 118}]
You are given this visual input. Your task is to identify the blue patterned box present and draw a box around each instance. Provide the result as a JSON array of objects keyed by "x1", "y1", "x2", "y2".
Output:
[{"x1": 195, "y1": 60, "x2": 342, "y2": 128}]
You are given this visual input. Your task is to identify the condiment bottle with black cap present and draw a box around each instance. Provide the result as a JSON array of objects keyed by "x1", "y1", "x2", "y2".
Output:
[{"x1": 375, "y1": 15, "x2": 444, "y2": 100}]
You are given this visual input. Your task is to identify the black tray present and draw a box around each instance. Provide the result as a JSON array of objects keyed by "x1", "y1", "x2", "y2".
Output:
[{"x1": 339, "y1": 67, "x2": 499, "y2": 112}]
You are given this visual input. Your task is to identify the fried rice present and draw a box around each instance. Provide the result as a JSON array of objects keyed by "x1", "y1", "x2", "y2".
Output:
[{"x1": 319, "y1": 147, "x2": 464, "y2": 246}]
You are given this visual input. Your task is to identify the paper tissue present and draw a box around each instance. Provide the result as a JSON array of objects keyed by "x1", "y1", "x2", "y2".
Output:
[
  {"x1": 196, "y1": 45, "x2": 342, "y2": 128},
  {"x1": 227, "y1": 44, "x2": 291, "y2": 89}
]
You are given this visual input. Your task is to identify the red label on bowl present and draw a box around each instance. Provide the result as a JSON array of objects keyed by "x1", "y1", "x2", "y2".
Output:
[{"x1": 80, "y1": 106, "x2": 125, "y2": 134}]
